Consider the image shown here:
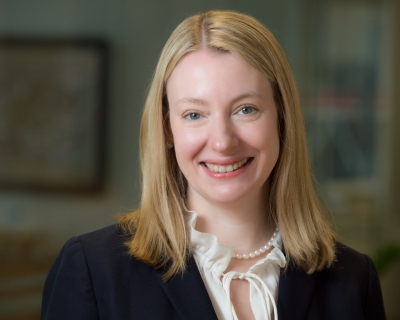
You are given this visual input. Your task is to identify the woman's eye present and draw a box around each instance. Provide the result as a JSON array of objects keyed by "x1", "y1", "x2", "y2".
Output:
[
  {"x1": 238, "y1": 106, "x2": 255, "y2": 115},
  {"x1": 185, "y1": 113, "x2": 201, "y2": 120}
]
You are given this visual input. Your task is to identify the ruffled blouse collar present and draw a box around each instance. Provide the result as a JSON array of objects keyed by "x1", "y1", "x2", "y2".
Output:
[{"x1": 186, "y1": 209, "x2": 286, "y2": 277}]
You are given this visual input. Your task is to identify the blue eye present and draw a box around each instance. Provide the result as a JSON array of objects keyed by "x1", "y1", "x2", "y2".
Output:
[
  {"x1": 239, "y1": 106, "x2": 254, "y2": 114},
  {"x1": 186, "y1": 113, "x2": 201, "y2": 120}
]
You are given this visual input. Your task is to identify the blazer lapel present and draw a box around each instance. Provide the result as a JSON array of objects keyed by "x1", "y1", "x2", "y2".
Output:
[
  {"x1": 156, "y1": 256, "x2": 218, "y2": 320},
  {"x1": 277, "y1": 264, "x2": 317, "y2": 320}
]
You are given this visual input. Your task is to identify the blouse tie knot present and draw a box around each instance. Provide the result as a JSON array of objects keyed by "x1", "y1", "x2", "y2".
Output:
[{"x1": 221, "y1": 270, "x2": 278, "y2": 320}]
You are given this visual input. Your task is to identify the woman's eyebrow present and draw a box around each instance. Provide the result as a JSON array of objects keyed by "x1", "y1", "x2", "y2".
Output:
[
  {"x1": 231, "y1": 92, "x2": 263, "y2": 104},
  {"x1": 174, "y1": 97, "x2": 207, "y2": 107},
  {"x1": 174, "y1": 92, "x2": 262, "y2": 108}
]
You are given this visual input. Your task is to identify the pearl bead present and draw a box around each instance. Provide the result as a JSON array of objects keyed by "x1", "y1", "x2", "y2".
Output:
[{"x1": 231, "y1": 228, "x2": 279, "y2": 259}]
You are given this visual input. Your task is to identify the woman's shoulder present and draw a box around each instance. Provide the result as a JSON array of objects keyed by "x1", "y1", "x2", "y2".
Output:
[
  {"x1": 62, "y1": 223, "x2": 143, "y2": 271},
  {"x1": 333, "y1": 241, "x2": 372, "y2": 264},
  {"x1": 320, "y1": 242, "x2": 385, "y2": 318},
  {"x1": 45, "y1": 223, "x2": 156, "y2": 295},
  {"x1": 322, "y1": 242, "x2": 384, "y2": 312},
  {"x1": 327, "y1": 241, "x2": 376, "y2": 278},
  {"x1": 283, "y1": 241, "x2": 378, "y2": 285},
  {"x1": 42, "y1": 224, "x2": 170, "y2": 319},
  {"x1": 75, "y1": 223, "x2": 129, "y2": 253},
  {"x1": 279, "y1": 241, "x2": 386, "y2": 319}
]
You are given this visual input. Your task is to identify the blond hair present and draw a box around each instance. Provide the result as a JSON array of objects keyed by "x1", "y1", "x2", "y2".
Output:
[{"x1": 119, "y1": 10, "x2": 335, "y2": 279}]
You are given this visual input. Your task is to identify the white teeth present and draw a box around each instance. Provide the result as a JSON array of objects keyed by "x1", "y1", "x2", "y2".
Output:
[{"x1": 205, "y1": 158, "x2": 249, "y2": 173}]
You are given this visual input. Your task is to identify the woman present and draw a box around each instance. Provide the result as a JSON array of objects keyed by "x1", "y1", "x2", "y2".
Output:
[{"x1": 41, "y1": 10, "x2": 386, "y2": 320}]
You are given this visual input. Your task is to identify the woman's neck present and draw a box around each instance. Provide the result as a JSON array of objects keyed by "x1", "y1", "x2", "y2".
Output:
[{"x1": 186, "y1": 187, "x2": 274, "y2": 254}]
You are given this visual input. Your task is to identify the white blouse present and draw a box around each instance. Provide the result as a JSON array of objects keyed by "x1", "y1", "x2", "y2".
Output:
[{"x1": 187, "y1": 210, "x2": 287, "y2": 320}]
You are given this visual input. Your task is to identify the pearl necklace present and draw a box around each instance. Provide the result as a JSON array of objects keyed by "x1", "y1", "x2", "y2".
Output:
[{"x1": 231, "y1": 228, "x2": 279, "y2": 259}]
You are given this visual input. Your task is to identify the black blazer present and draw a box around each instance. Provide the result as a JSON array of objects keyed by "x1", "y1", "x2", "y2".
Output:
[{"x1": 41, "y1": 224, "x2": 386, "y2": 320}]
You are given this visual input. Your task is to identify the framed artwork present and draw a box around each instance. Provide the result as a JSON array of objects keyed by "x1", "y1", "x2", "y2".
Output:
[{"x1": 0, "y1": 38, "x2": 108, "y2": 193}]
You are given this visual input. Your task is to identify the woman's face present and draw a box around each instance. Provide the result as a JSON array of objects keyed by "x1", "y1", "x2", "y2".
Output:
[{"x1": 167, "y1": 49, "x2": 280, "y2": 206}]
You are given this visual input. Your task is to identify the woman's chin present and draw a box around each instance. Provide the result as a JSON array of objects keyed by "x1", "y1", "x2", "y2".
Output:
[{"x1": 201, "y1": 188, "x2": 253, "y2": 205}]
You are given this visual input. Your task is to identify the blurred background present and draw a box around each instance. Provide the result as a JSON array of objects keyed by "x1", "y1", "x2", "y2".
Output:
[{"x1": 0, "y1": 0, "x2": 399, "y2": 319}]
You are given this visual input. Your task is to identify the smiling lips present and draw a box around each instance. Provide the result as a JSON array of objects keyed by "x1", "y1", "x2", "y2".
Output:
[{"x1": 203, "y1": 158, "x2": 250, "y2": 173}]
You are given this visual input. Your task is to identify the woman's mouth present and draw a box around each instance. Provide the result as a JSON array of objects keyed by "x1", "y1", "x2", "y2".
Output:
[{"x1": 203, "y1": 158, "x2": 251, "y2": 173}]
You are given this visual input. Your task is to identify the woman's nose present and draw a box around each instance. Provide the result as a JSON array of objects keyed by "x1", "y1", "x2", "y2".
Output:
[{"x1": 209, "y1": 118, "x2": 239, "y2": 153}]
